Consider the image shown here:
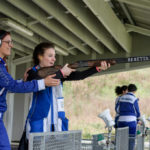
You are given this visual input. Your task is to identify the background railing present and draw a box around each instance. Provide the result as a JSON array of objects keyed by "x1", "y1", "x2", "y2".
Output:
[
  {"x1": 28, "y1": 126, "x2": 150, "y2": 150},
  {"x1": 29, "y1": 130, "x2": 81, "y2": 150}
]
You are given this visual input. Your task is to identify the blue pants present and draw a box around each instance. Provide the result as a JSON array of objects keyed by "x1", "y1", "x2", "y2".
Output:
[
  {"x1": 118, "y1": 121, "x2": 136, "y2": 150},
  {"x1": 0, "y1": 118, "x2": 11, "y2": 150}
]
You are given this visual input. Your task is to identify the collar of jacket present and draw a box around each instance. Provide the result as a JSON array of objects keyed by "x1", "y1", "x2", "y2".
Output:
[{"x1": 0, "y1": 57, "x2": 6, "y2": 66}]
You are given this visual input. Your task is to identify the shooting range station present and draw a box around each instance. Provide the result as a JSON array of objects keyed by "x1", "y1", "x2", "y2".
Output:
[{"x1": 1, "y1": 0, "x2": 150, "y2": 149}]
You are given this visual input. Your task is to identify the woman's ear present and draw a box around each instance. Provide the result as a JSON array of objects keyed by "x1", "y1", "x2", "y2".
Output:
[{"x1": 38, "y1": 55, "x2": 43, "y2": 62}]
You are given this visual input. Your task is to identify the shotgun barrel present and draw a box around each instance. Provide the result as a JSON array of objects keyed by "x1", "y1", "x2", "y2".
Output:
[{"x1": 37, "y1": 55, "x2": 150, "y2": 78}]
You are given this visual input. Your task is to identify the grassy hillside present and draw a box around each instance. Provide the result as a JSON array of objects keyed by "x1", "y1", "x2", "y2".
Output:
[{"x1": 63, "y1": 68, "x2": 150, "y2": 139}]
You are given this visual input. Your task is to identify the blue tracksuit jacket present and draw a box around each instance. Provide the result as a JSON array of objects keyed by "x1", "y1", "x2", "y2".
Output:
[
  {"x1": 26, "y1": 66, "x2": 68, "y2": 135},
  {"x1": 25, "y1": 65, "x2": 99, "y2": 138},
  {"x1": 0, "y1": 57, "x2": 44, "y2": 150},
  {"x1": 116, "y1": 92, "x2": 140, "y2": 135},
  {"x1": 114, "y1": 96, "x2": 121, "y2": 127},
  {"x1": 0, "y1": 58, "x2": 42, "y2": 113}
]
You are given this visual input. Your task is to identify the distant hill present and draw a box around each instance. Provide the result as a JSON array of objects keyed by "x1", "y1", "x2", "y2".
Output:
[{"x1": 63, "y1": 68, "x2": 150, "y2": 138}]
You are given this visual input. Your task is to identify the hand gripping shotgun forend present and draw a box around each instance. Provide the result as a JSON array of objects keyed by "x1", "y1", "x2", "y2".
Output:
[{"x1": 37, "y1": 55, "x2": 150, "y2": 78}]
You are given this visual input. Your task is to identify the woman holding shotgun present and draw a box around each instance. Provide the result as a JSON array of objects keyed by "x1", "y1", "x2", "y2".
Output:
[
  {"x1": 19, "y1": 42, "x2": 110, "y2": 149},
  {"x1": 0, "y1": 30, "x2": 60, "y2": 150}
]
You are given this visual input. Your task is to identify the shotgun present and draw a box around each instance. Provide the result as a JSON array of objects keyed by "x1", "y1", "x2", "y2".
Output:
[{"x1": 37, "y1": 55, "x2": 150, "y2": 78}]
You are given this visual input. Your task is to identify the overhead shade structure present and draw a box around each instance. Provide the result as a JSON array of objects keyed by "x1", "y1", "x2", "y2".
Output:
[
  {"x1": 1, "y1": 0, "x2": 150, "y2": 144},
  {"x1": 0, "y1": 18, "x2": 34, "y2": 36}
]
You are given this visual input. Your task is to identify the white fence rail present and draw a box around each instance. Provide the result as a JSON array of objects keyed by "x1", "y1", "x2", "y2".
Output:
[{"x1": 29, "y1": 130, "x2": 81, "y2": 150}]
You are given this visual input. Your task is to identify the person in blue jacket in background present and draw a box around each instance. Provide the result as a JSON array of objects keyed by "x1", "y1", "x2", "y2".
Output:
[
  {"x1": 116, "y1": 84, "x2": 141, "y2": 150},
  {"x1": 114, "y1": 85, "x2": 128, "y2": 128},
  {"x1": 19, "y1": 42, "x2": 111, "y2": 149},
  {"x1": 0, "y1": 30, "x2": 61, "y2": 150}
]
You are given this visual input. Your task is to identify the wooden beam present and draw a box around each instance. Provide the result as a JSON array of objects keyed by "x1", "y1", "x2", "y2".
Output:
[
  {"x1": 58, "y1": 0, "x2": 118, "y2": 54},
  {"x1": 119, "y1": 2, "x2": 135, "y2": 25},
  {"x1": 125, "y1": 24, "x2": 150, "y2": 37},
  {"x1": 33, "y1": 0, "x2": 104, "y2": 54},
  {"x1": 0, "y1": 0, "x2": 77, "y2": 55},
  {"x1": 28, "y1": 24, "x2": 75, "y2": 56},
  {"x1": 13, "y1": 41, "x2": 32, "y2": 55},
  {"x1": 55, "y1": 46, "x2": 69, "y2": 56},
  {"x1": 11, "y1": 32, "x2": 36, "y2": 50},
  {"x1": 12, "y1": 27, "x2": 77, "y2": 55},
  {"x1": 118, "y1": 0, "x2": 150, "y2": 10},
  {"x1": 13, "y1": 49, "x2": 27, "y2": 57},
  {"x1": 83, "y1": 0, "x2": 132, "y2": 53},
  {"x1": 13, "y1": 55, "x2": 32, "y2": 65},
  {"x1": 7, "y1": 0, "x2": 91, "y2": 55}
]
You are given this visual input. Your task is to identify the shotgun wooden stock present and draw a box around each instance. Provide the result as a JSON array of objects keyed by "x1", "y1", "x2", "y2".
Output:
[{"x1": 37, "y1": 55, "x2": 150, "y2": 78}]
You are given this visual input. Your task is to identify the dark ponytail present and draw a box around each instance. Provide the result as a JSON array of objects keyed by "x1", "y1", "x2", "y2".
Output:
[{"x1": 115, "y1": 86, "x2": 122, "y2": 95}]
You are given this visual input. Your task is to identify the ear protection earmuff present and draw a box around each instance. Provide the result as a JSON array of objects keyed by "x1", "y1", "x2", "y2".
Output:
[{"x1": 0, "y1": 30, "x2": 8, "y2": 47}]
